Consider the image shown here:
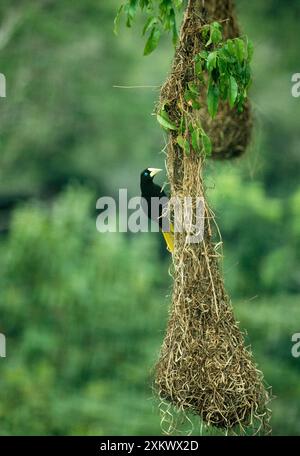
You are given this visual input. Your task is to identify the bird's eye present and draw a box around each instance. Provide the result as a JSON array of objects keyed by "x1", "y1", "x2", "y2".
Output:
[{"x1": 144, "y1": 171, "x2": 148, "y2": 176}]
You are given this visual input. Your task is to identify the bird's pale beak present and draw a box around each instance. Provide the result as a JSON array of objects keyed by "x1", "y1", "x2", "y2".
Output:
[{"x1": 148, "y1": 168, "x2": 162, "y2": 178}]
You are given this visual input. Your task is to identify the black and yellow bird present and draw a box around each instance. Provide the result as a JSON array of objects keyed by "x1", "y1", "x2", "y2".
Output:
[{"x1": 140, "y1": 167, "x2": 174, "y2": 253}]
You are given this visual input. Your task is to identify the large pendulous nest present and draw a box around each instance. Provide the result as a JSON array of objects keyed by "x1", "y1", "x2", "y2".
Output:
[{"x1": 154, "y1": 0, "x2": 271, "y2": 435}]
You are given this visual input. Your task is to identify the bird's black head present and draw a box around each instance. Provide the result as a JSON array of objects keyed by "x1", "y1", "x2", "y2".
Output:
[{"x1": 140, "y1": 167, "x2": 162, "y2": 185}]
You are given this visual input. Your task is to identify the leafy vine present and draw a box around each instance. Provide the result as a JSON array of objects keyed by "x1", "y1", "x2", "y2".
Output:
[{"x1": 115, "y1": 3, "x2": 254, "y2": 157}]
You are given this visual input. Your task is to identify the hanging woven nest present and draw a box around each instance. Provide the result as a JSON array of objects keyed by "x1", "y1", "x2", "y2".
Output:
[{"x1": 154, "y1": 0, "x2": 271, "y2": 434}]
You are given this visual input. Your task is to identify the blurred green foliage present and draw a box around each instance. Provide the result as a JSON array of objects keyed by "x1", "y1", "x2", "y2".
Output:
[
  {"x1": 0, "y1": 188, "x2": 169, "y2": 435},
  {"x1": 0, "y1": 0, "x2": 299, "y2": 436}
]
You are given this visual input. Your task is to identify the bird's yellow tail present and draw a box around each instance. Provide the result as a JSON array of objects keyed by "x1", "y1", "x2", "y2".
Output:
[{"x1": 162, "y1": 225, "x2": 174, "y2": 253}]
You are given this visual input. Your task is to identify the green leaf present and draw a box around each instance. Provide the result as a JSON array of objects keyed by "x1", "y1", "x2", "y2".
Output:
[
  {"x1": 202, "y1": 25, "x2": 210, "y2": 41},
  {"x1": 202, "y1": 133, "x2": 212, "y2": 156},
  {"x1": 235, "y1": 38, "x2": 246, "y2": 63},
  {"x1": 172, "y1": 18, "x2": 178, "y2": 46},
  {"x1": 188, "y1": 81, "x2": 198, "y2": 95},
  {"x1": 157, "y1": 110, "x2": 177, "y2": 131},
  {"x1": 191, "y1": 128, "x2": 201, "y2": 152},
  {"x1": 184, "y1": 140, "x2": 190, "y2": 155},
  {"x1": 125, "y1": 0, "x2": 138, "y2": 28},
  {"x1": 199, "y1": 50, "x2": 208, "y2": 60},
  {"x1": 195, "y1": 57, "x2": 202, "y2": 76},
  {"x1": 177, "y1": 135, "x2": 190, "y2": 155},
  {"x1": 176, "y1": 135, "x2": 185, "y2": 148},
  {"x1": 226, "y1": 39, "x2": 236, "y2": 57},
  {"x1": 207, "y1": 83, "x2": 219, "y2": 118},
  {"x1": 211, "y1": 21, "x2": 222, "y2": 31},
  {"x1": 211, "y1": 27, "x2": 222, "y2": 45},
  {"x1": 142, "y1": 16, "x2": 158, "y2": 36},
  {"x1": 144, "y1": 27, "x2": 161, "y2": 55},
  {"x1": 179, "y1": 116, "x2": 186, "y2": 134},
  {"x1": 247, "y1": 40, "x2": 254, "y2": 60},
  {"x1": 174, "y1": 0, "x2": 183, "y2": 8},
  {"x1": 219, "y1": 75, "x2": 229, "y2": 100},
  {"x1": 217, "y1": 54, "x2": 228, "y2": 75},
  {"x1": 229, "y1": 76, "x2": 238, "y2": 108},
  {"x1": 205, "y1": 22, "x2": 222, "y2": 47},
  {"x1": 207, "y1": 51, "x2": 217, "y2": 71},
  {"x1": 113, "y1": 5, "x2": 124, "y2": 35},
  {"x1": 244, "y1": 64, "x2": 252, "y2": 85}
]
